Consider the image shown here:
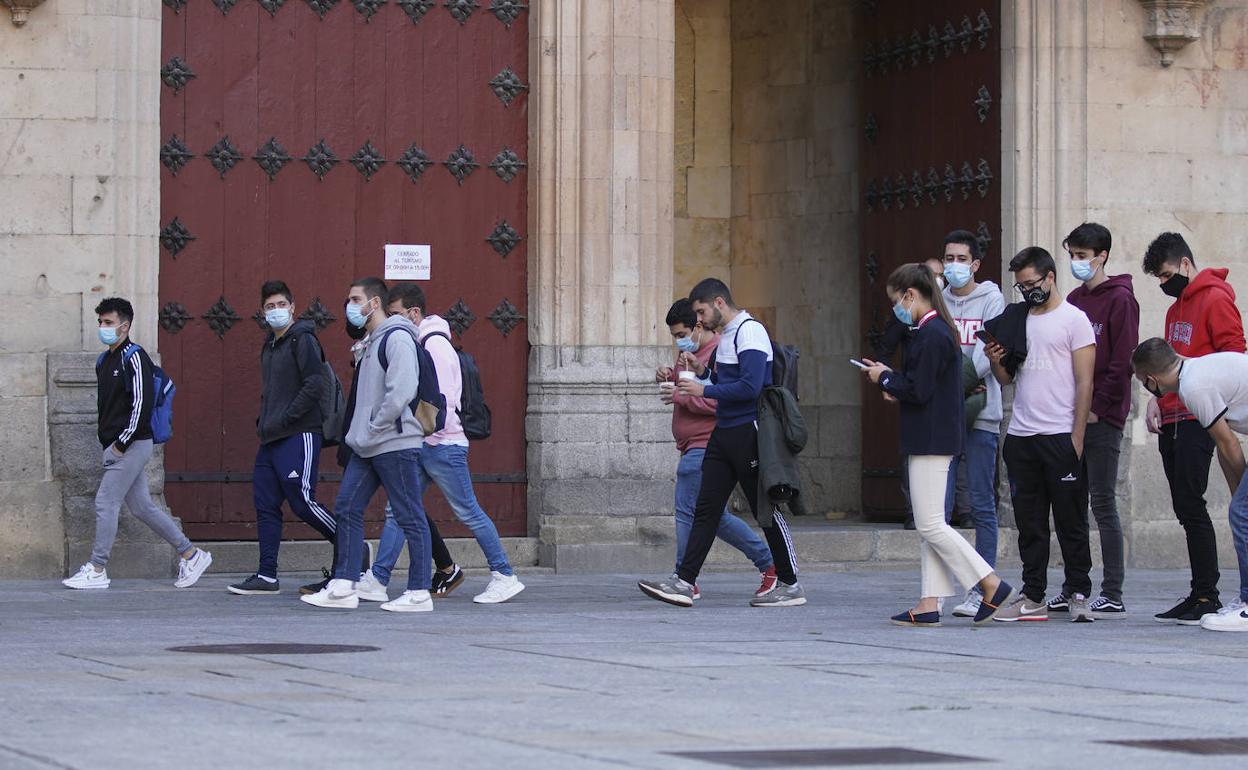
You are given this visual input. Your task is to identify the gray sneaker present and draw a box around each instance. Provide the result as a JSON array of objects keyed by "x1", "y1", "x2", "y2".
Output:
[
  {"x1": 749, "y1": 582, "x2": 806, "y2": 607},
  {"x1": 1069, "y1": 593, "x2": 1095, "y2": 623},
  {"x1": 992, "y1": 594, "x2": 1048, "y2": 622},
  {"x1": 638, "y1": 575, "x2": 694, "y2": 607}
]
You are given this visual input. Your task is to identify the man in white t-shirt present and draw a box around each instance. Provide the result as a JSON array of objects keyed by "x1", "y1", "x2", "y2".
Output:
[
  {"x1": 984, "y1": 247, "x2": 1097, "y2": 622},
  {"x1": 1132, "y1": 339, "x2": 1248, "y2": 632}
]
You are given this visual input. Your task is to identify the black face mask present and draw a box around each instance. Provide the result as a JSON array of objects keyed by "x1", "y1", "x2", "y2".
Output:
[
  {"x1": 1161, "y1": 273, "x2": 1189, "y2": 299},
  {"x1": 1021, "y1": 284, "x2": 1051, "y2": 307},
  {"x1": 1144, "y1": 377, "x2": 1164, "y2": 399}
]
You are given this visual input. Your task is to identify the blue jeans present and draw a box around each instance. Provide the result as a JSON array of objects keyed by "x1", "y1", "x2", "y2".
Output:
[
  {"x1": 373, "y1": 443, "x2": 512, "y2": 585},
  {"x1": 948, "y1": 429, "x2": 999, "y2": 568},
  {"x1": 333, "y1": 449, "x2": 431, "y2": 591},
  {"x1": 1230, "y1": 469, "x2": 1248, "y2": 603},
  {"x1": 674, "y1": 448, "x2": 773, "y2": 573}
]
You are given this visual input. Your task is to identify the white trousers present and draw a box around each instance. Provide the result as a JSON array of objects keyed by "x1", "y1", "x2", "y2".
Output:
[{"x1": 910, "y1": 455, "x2": 992, "y2": 598}]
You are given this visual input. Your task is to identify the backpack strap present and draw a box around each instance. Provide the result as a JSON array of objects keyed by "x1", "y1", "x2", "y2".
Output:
[
  {"x1": 732, "y1": 318, "x2": 766, "y2": 355},
  {"x1": 420, "y1": 330, "x2": 452, "y2": 348},
  {"x1": 377, "y1": 326, "x2": 418, "y2": 371}
]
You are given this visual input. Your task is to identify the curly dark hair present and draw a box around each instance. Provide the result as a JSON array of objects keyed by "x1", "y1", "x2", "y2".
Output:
[{"x1": 1142, "y1": 232, "x2": 1194, "y2": 276}]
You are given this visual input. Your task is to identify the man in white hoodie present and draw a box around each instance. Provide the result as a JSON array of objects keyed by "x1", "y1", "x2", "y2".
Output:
[
  {"x1": 301, "y1": 277, "x2": 435, "y2": 613},
  {"x1": 940, "y1": 229, "x2": 1006, "y2": 618},
  {"x1": 356, "y1": 284, "x2": 525, "y2": 605}
]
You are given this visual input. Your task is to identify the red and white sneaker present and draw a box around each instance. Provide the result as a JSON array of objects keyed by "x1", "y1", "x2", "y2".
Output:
[
  {"x1": 754, "y1": 566, "x2": 778, "y2": 598},
  {"x1": 692, "y1": 584, "x2": 701, "y2": 601}
]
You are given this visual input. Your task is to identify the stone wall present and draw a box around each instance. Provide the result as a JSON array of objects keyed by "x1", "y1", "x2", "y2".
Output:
[
  {"x1": 728, "y1": 0, "x2": 862, "y2": 517},
  {"x1": 0, "y1": 7, "x2": 163, "y2": 577},
  {"x1": 1003, "y1": 0, "x2": 1248, "y2": 570},
  {"x1": 527, "y1": 0, "x2": 680, "y2": 571}
]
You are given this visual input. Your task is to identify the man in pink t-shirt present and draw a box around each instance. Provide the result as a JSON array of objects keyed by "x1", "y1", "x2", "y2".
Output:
[{"x1": 984, "y1": 247, "x2": 1097, "y2": 622}]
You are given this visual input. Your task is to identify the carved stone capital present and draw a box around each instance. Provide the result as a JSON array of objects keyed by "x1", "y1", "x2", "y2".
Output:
[
  {"x1": 1137, "y1": 0, "x2": 1212, "y2": 67},
  {"x1": 2, "y1": 0, "x2": 46, "y2": 27}
]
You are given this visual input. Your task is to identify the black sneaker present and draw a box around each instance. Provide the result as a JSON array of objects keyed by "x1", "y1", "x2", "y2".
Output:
[
  {"x1": 431, "y1": 565, "x2": 465, "y2": 598},
  {"x1": 227, "y1": 574, "x2": 280, "y2": 595},
  {"x1": 1089, "y1": 596, "x2": 1126, "y2": 617},
  {"x1": 301, "y1": 568, "x2": 331, "y2": 596},
  {"x1": 1154, "y1": 595, "x2": 1198, "y2": 623},
  {"x1": 1176, "y1": 596, "x2": 1222, "y2": 626},
  {"x1": 1046, "y1": 592, "x2": 1070, "y2": 613}
]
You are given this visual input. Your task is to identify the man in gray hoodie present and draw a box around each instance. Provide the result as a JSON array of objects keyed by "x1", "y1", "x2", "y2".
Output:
[
  {"x1": 940, "y1": 229, "x2": 1006, "y2": 618},
  {"x1": 301, "y1": 277, "x2": 435, "y2": 613}
]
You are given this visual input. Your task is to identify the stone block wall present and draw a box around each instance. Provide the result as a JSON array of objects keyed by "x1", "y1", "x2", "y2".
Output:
[
  {"x1": 1085, "y1": 0, "x2": 1248, "y2": 566},
  {"x1": 0, "y1": 7, "x2": 163, "y2": 577}
]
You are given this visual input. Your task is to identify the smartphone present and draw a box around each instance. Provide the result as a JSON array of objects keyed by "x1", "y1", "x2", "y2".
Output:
[
  {"x1": 849, "y1": 358, "x2": 868, "y2": 370},
  {"x1": 974, "y1": 329, "x2": 999, "y2": 347}
]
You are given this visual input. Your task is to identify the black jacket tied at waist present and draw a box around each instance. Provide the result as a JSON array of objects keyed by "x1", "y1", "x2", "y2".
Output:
[{"x1": 756, "y1": 385, "x2": 808, "y2": 527}]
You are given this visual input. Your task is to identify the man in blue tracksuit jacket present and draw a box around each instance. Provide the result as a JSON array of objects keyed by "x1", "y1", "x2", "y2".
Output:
[{"x1": 639, "y1": 278, "x2": 805, "y2": 608}]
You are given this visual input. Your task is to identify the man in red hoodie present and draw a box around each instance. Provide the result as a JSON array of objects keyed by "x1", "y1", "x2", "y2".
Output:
[
  {"x1": 1063, "y1": 223, "x2": 1139, "y2": 617},
  {"x1": 1142, "y1": 232, "x2": 1246, "y2": 625},
  {"x1": 655, "y1": 299, "x2": 776, "y2": 601}
]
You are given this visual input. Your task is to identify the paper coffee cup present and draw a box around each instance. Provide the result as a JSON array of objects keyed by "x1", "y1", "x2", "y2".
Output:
[
  {"x1": 679, "y1": 370, "x2": 697, "y2": 381},
  {"x1": 659, "y1": 382, "x2": 676, "y2": 394}
]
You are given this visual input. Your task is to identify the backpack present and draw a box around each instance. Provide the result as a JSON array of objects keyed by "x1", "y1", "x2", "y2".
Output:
[
  {"x1": 311, "y1": 336, "x2": 346, "y2": 447},
  {"x1": 421, "y1": 331, "x2": 493, "y2": 440},
  {"x1": 377, "y1": 325, "x2": 447, "y2": 436},
  {"x1": 95, "y1": 343, "x2": 175, "y2": 444},
  {"x1": 732, "y1": 319, "x2": 802, "y2": 400}
]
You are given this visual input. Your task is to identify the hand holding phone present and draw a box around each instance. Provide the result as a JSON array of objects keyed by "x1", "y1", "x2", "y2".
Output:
[
  {"x1": 974, "y1": 329, "x2": 999, "y2": 347},
  {"x1": 849, "y1": 358, "x2": 868, "y2": 370}
]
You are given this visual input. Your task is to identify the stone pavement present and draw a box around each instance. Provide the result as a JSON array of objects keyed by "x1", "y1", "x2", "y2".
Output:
[{"x1": 2, "y1": 569, "x2": 1246, "y2": 770}]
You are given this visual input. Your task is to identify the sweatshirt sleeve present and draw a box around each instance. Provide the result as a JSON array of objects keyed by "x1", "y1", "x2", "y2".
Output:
[
  {"x1": 115, "y1": 351, "x2": 154, "y2": 451},
  {"x1": 1208, "y1": 293, "x2": 1247, "y2": 353},
  {"x1": 1092, "y1": 292, "x2": 1140, "y2": 418},
  {"x1": 371, "y1": 331, "x2": 420, "y2": 431},
  {"x1": 426, "y1": 334, "x2": 463, "y2": 411},
  {"x1": 879, "y1": 332, "x2": 944, "y2": 405},
  {"x1": 671, "y1": 390, "x2": 718, "y2": 415},
  {"x1": 704, "y1": 349, "x2": 768, "y2": 403},
  {"x1": 281, "y1": 333, "x2": 326, "y2": 427}
]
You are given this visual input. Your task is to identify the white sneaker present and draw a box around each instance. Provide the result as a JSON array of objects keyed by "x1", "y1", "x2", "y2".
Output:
[
  {"x1": 473, "y1": 571, "x2": 525, "y2": 604},
  {"x1": 62, "y1": 563, "x2": 110, "y2": 590},
  {"x1": 356, "y1": 570, "x2": 389, "y2": 602},
  {"x1": 1201, "y1": 598, "x2": 1248, "y2": 632},
  {"x1": 299, "y1": 578, "x2": 358, "y2": 609},
  {"x1": 951, "y1": 589, "x2": 983, "y2": 618},
  {"x1": 380, "y1": 589, "x2": 433, "y2": 613},
  {"x1": 174, "y1": 549, "x2": 213, "y2": 588}
]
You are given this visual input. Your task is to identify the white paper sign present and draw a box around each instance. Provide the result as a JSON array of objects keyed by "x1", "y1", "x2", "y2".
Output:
[{"x1": 384, "y1": 244, "x2": 431, "y2": 280}]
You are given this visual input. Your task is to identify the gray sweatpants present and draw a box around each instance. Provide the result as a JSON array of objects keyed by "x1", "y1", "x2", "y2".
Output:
[{"x1": 91, "y1": 439, "x2": 192, "y2": 568}]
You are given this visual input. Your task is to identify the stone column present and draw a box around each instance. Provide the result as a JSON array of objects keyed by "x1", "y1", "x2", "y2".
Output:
[
  {"x1": 528, "y1": 0, "x2": 678, "y2": 571},
  {"x1": 0, "y1": 9, "x2": 166, "y2": 577}
]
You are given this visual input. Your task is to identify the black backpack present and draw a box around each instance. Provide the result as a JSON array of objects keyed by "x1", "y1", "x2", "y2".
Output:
[
  {"x1": 421, "y1": 331, "x2": 493, "y2": 440},
  {"x1": 733, "y1": 319, "x2": 801, "y2": 400}
]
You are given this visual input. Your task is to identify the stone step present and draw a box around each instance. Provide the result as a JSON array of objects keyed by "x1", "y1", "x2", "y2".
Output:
[{"x1": 204, "y1": 537, "x2": 540, "y2": 574}]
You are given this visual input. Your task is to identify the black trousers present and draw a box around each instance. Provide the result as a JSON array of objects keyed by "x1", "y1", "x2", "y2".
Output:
[
  {"x1": 1003, "y1": 433, "x2": 1092, "y2": 603},
  {"x1": 677, "y1": 423, "x2": 799, "y2": 585},
  {"x1": 1159, "y1": 419, "x2": 1220, "y2": 599}
]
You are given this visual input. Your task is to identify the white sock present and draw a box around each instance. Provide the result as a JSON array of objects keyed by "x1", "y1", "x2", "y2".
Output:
[{"x1": 257, "y1": 574, "x2": 277, "y2": 584}]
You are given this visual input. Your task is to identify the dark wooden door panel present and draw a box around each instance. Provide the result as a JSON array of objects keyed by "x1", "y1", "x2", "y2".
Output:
[
  {"x1": 858, "y1": 2, "x2": 1001, "y2": 516},
  {"x1": 160, "y1": 2, "x2": 529, "y2": 540}
]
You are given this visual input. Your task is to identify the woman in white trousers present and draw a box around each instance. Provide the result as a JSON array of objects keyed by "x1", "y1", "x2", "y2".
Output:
[{"x1": 862, "y1": 264, "x2": 1015, "y2": 627}]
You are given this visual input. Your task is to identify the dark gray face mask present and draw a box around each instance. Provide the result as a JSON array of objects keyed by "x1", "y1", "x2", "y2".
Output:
[{"x1": 1161, "y1": 273, "x2": 1189, "y2": 299}]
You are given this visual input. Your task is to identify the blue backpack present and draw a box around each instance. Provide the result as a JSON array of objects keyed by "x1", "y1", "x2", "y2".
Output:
[
  {"x1": 376, "y1": 326, "x2": 446, "y2": 435},
  {"x1": 95, "y1": 343, "x2": 176, "y2": 444}
]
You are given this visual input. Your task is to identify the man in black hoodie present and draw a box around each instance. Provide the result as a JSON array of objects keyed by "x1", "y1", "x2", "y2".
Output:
[{"x1": 229, "y1": 281, "x2": 346, "y2": 595}]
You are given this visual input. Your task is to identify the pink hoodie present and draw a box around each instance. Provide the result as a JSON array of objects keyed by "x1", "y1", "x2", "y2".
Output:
[{"x1": 416, "y1": 314, "x2": 466, "y2": 446}]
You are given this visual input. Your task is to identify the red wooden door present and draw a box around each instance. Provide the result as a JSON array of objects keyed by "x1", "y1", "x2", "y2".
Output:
[
  {"x1": 158, "y1": 0, "x2": 529, "y2": 540},
  {"x1": 858, "y1": 1, "x2": 1001, "y2": 516}
]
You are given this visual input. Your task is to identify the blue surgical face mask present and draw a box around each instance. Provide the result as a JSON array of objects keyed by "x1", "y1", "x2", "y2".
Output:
[
  {"x1": 892, "y1": 298, "x2": 913, "y2": 326},
  {"x1": 675, "y1": 335, "x2": 698, "y2": 354},
  {"x1": 98, "y1": 326, "x2": 120, "y2": 346},
  {"x1": 346, "y1": 300, "x2": 371, "y2": 328},
  {"x1": 265, "y1": 307, "x2": 292, "y2": 329},
  {"x1": 944, "y1": 261, "x2": 972, "y2": 289},
  {"x1": 1070, "y1": 259, "x2": 1096, "y2": 282}
]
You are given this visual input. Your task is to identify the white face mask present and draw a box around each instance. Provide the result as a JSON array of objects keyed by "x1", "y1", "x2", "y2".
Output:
[{"x1": 265, "y1": 308, "x2": 292, "y2": 329}]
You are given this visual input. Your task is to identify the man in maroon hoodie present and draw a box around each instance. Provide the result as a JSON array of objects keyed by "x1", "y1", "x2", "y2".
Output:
[
  {"x1": 1142, "y1": 232, "x2": 1246, "y2": 625},
  {"x1": 1063, "y1": 223, "x2": 1139, "y2": 617}
]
